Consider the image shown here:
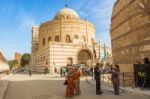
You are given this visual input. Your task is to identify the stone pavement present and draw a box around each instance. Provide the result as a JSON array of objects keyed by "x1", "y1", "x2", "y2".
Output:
[
  {"x1": 1, "y1": 74, "x2": 150, "y2": 99},
  {"x1": 86, "y1": 77, "x2": 150, "y2": 97},
  {"x1": 0, "y1": 74, "x2": 12, "y2": 99},
  {"x1": 2, "y1": 74, "x2": 150, "y2": 99}
]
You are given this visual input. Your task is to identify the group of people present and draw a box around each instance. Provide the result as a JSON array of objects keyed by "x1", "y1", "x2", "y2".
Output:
[
  {"x1": 64, "y1": 57, "x2": 150, "y2": 97},
  {"x1": 65, "y1": 66, "x2": 81, "y2": 98},
  {"x1": 94, "y1": 63, "x2": 120, "y2": 95},
  {"x1": 64, "y1": 63, "x2": 120, "y2": 98},
  {"x1": 94, "y1": 57, "x2": 150, "y2": 96}
]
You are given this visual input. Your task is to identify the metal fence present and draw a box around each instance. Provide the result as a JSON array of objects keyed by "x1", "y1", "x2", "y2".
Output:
[{"x1": 101, "y1": 72, "x2": 134, "y2": 87}]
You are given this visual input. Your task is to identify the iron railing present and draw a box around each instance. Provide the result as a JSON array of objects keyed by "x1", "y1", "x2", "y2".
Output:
[{"x1": 100, "y1": 72, "x2": 135, "y2": 87}]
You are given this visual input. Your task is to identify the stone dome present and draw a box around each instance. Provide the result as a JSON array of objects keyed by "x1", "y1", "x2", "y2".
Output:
[{"x1": 54, "y1": 8, "x2": 80, "y2": 20}]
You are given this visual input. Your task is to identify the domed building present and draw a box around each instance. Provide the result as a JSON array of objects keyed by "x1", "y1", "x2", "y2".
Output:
[
  {"x1": 110, "y1": 0, "x2": 150, "y2": 72},
  {"x1": 31, "y1": 7, "x2": 101, "y2": 73}
]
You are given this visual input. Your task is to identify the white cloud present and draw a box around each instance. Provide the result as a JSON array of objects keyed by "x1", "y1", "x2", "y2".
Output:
[
  {"x1": 17, "y1": 15, "x2": 36, "y2": 33},
  {"x1": 78, "y1": 0, "x2": 115, "y2": 47},
  {"x1": 96, "y1": 31, "x2": 111, "y2": 47},
  {"x1": 15, "y1": 8, "x2": 36, "y2": 34}
]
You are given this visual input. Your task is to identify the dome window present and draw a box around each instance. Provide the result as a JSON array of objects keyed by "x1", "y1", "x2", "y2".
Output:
[
  {"x1": 67, "y1": 15, "x2": 71, "y2": 19},
  {"x1": 74, "y1": 35, "x2": 78, "y2": 39},
  {"x1": 48, "y1": 37, "x2": 52, "y2": 42},
  {"x1": 66, "y1": 35, "x2": 71, "y2": 43},
  {"x1": 55, "y1": 36, "x2": 59, "y2": 42}
]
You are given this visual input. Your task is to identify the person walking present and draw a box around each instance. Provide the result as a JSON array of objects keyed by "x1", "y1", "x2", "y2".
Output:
[
  {"x1": 29, "y1": 70, "x2": 32, "y2": 76},
  {"x1": 94, "y1": 63, "x2": 102, "y2": 95},
  {"x1": 144, "y1": 57, "x2": 150, "y2": 65},
  {"x1": 111, "y1": 65, "x2": 120, "y2": 95},
  {"x1": 143, "y1": 58, "x2": 150, "y2": 88}
]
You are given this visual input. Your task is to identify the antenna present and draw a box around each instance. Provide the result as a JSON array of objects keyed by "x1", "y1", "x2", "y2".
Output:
[{"x1": 65, "y1": 0, "x2": 68, "y2": 8}]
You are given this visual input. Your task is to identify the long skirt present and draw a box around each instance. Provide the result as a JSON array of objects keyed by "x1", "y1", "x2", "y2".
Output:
[
  {"x1": 74, "y1": 80, "x2": 81, "y2": 95},
  {"x1": 66, "y1": 78, "x2": 74, "y2": 98}
]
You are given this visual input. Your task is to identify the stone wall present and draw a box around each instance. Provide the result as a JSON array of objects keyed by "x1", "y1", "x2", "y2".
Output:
[
  {"x1": 31, "y1": 42, "x2": 101, "y2": 73},
  {"x1": 38, "y1": 19, "x2": 95, "y2": 50},
  {"x1": 110, "y1": 0, "x2": 150, "y2": 72}
]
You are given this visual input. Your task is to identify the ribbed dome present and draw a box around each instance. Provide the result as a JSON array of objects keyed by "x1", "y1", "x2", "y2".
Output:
[{"x1": 54, "y1": 8, "x2": 80, "y2": 20}]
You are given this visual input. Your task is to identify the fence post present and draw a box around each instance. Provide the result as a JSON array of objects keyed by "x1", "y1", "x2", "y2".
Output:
[
  {"x1": 123, "y1": 72, "x2": 125, "y2": 87},
  {"x1": 108, "y1": 74, "x2": 109, "y2": 84},
  {"x1": 102, "y1": 73, "x2": 105, "y2": 83}
]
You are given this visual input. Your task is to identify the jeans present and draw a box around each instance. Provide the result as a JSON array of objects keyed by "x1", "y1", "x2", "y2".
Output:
[{"x1": 113, "y1": 84, "x2": 119, "y2": 95}]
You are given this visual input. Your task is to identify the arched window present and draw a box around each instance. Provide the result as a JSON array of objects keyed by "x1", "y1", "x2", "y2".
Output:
[
  {"x1": 82, "y1": 36, "x2": 86, "y2": 42},
  {"x1": 67, "y1": 57, "x2": 73, "y2": 65},
  {"x1": 67, "y1": 15, "x2": 70, "y2": 19},
  {"x1": 74, "y1": 35, "x2": 78, "y2": 39},
  {"x1": 48, "y1": 37, "x2": 52, "y2": 42},
  {"x1": 66, "y1": 35, "x2": 71, "y2": 43},
  {"x1": 91, "y1": 38, "x2": 94, "y2": 44},
  {"x1": 55, "y1": 36, "x2": 59, "y2": 42},
  {"x1": 60, "y1": 15, "x2": 65, "y2": 19},
  {"x1": 42, "y1": 38, "x2": 45, "y2": 46}
]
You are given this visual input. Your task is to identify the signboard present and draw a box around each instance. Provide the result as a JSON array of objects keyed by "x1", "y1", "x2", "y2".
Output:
[{"x1": 134, "y1": 64, "x2": 150, "y2": 88}]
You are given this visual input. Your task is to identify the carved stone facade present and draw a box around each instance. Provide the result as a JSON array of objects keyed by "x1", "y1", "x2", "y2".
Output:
[
  {"x1": 110, "y1": 0, "x2": 150, "y2": 72},
  {"x1": 31, "y1": 7, "x2": 110, "y2": 73}
]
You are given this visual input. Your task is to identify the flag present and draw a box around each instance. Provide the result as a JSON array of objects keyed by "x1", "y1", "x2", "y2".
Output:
[
  {"x1": 93, "y1": 44, "x2": 96, "y2": 59},
  {"x1": 98, "y1": 41, "x2": 101, "y2": 63},
  {"x1": 103, "y1": 43, "x2": 107, "y2": 64}
]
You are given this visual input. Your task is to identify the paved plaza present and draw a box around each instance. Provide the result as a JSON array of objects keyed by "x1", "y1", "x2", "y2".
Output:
[{"x1": 2, "y1": 74, "x2": 150, "y2": 99}]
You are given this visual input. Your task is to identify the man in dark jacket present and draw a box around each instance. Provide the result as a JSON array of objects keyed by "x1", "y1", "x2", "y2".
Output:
[
  {"x1": 94, "y1": 63, "x2": 102, "y2": 95},
  {"x1": 144, "y1": 58, "x2": 150, "y2": 65},
  {"x1": 144, "y1": 58, "x2": 150, "y2": 88}
]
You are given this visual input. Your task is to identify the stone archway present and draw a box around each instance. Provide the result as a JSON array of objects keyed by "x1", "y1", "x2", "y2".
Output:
[{"x1": 77, "y1": 49, "x2": 92, "y2": 67}]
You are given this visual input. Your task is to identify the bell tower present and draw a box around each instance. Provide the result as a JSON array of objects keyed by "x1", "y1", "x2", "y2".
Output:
[{"x1": 31, "y1": 26, "x2": 39, "y2": 53}]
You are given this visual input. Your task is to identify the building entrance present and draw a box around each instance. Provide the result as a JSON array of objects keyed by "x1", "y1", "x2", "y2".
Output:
[{"x1": 77, "y1": 49, "x2": 92, "y2": 67}]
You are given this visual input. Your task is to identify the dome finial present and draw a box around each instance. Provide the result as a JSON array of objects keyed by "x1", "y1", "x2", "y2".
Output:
[{"x1": 65, "y1": 0, "x2": 68, "y2": 8}]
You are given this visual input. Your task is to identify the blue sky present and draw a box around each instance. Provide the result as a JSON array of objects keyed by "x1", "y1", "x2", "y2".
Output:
[{"x1": 0, "y1": 0, "x2": 116, "y2": 60}]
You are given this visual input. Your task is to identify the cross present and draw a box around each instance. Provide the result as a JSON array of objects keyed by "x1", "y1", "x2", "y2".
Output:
[{"x1": 65, "y1": 0, "x2": 68, "y2": 7}]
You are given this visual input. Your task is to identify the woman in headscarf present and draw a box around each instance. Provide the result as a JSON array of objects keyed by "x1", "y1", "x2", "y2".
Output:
[
  {"x1": 111, "y1": 65, "x2": 120, "y2": 95},
  {"x1": 65, "y1": 67, "x2": 75, "y2": 98}
]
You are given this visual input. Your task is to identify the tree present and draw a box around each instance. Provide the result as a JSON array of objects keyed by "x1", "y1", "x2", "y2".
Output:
[
  {"x1": 20, "y1": 53, "x2": 31, "y2": 68},
  {"x1": 8, "y1": 60, "x2": 19, "y2": 70}
]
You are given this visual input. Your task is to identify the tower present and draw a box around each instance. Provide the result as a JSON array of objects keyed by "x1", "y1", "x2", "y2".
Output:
[{"x1": 32, "y1": 26, "x2": 39, "y2": 53}]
